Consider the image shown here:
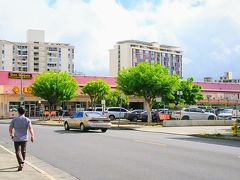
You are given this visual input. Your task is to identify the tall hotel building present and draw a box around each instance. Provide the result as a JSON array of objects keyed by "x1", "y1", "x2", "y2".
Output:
[
  {"x1": 109, "y1": 40, "x2": 183, "y2": 77},
  {"x1": 0, "y1": 30, "x2": 74, "y2": 73}
]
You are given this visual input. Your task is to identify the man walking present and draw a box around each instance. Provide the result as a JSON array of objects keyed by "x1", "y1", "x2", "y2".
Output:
[{"x1": 9, "y1": 107, "x2": 34, "y2": 171}]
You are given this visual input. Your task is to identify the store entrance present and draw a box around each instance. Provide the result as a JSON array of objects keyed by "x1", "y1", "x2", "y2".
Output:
[{"x1": 25, "y1": 102, "x2": 37, "y2": 117}]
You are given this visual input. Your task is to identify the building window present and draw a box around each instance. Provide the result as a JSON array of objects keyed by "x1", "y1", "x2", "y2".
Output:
[
  {"x1": 48, "y1": 47, "x2": 57, "y2": 51},
  {"x1": 34, "y1": 52, "x2": 39, "y2": 56}
]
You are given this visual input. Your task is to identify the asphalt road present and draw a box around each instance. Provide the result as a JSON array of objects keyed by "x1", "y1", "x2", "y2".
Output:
[{"x1": 0, "y1": 124, "x2": 239, "y2": 180}]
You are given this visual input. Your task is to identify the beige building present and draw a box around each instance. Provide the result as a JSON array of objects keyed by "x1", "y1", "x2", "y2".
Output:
[
  {"x1": 109, "y1": 40, "x2": 183, "y2": 77},
  {"x1": 0, "y1": 30, "x2": 74, "y2": 74}
]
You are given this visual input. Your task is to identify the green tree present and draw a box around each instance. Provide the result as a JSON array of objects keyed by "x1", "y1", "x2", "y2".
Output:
[
  {"x1": 173, "y1": 77, "x2": 204, "y2": 105},
  {"x1": 105, "y1": 90, "x2": 129, "y2": 107},
  {"x1": 82, "y1": 80, "x2": 110, "y2": 110},
  {"x1": 117, "y1": 63, "x2": 179, "y2": 124},
  {"x1": 31, "y1": 71, "x2": 78, "y2": 112}
]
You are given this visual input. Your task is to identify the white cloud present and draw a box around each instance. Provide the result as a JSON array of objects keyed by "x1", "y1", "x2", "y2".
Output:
[
  {"x1": 209, "y1": 38, "x2": 231, "y2": 62},
  {"x1": 0, "y1": 0, "x2": 240, "y2": 78},
  {"x1": 234, "y1": 45, "x2": 240, "y2": 55},
  {"x1": 182, "y1": 57, "x2": 193, "y2": 65}
]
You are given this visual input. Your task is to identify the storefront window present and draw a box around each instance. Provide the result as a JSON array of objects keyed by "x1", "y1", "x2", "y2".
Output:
[{"x1": 9, "y1": 102, "x2": 20, "y2": 112}]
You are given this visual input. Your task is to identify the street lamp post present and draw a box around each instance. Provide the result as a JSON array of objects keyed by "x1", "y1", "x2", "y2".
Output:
[
  {"x1": 177, "y1": 91, "x2": 183, "y2": 103},
  {"x1": 19, "y1": 49, "x2": 24, "y2": 107},
  {"x1": 118, "y1": 93, "x2": 123, "y2": 128}
]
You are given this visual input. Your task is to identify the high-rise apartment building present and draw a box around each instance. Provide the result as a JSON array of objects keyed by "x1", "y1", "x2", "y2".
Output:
[
  {"x1": 0, "y1": 30, "x2": 74, "y2": 73},
  {"x1": 109, "y1": 40, "x2": 183, "y2": 77}
]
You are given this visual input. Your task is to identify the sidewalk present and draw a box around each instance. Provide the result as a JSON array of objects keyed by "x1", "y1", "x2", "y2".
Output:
[
  {"x1": 0, "y1": 143, "x2": 78, "y2": 180},
  {"x1": 0, "y1": 145, "x2": 50, "y2": 180},
  {"x1": 134, "y1": 126, "x2": 231, "y2": 135}
]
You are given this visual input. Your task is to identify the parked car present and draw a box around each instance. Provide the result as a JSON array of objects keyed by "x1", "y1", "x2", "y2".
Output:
[
  {"x1": 217, "y1": 109, "x2": 233, "y2": 120},
  {"x1": 172, "y1": 107, "x2": 217, "y2": 120},
  {"x1": 63, "y1": 111, "x2": 111, "y2": 132},
  {"x1": 86, "y1": 107, "x2": 103, "y2": 112},
  {"x1": 197, "y1": 106, "x2": 215, "y2": 113},
  {"x1": 214, "y1": 108, "x2": 225, "y2": 116},
  {"x1": 153, "y1": 109, "x2": 171, "y2": 121},
  {"x1": 124, "y1": 109, "x2": 144, "y2": 121},
  {"x1": 138, "y1": 111, "x2": 158, "y2": 122},
  {"x1": 104, "y1": 107, "x2": 129, "y2": 120}
]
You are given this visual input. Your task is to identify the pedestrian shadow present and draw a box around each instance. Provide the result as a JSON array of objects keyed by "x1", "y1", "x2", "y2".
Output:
[
  {"x1": 169, "y1": 136, "x2": 240, "y2": 148},
  {"x1": 0, "y1": 166, "x2": 18, "y2": 172}
]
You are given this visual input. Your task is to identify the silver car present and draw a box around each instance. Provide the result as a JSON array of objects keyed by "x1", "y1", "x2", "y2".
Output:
[
  {"x1": 64, "y1": 111, "x2": 111, "y2": 132},
  {"x1": 172, "y1": 107, "x2": 217, "y2": 120},
  {"x1": 218, "y1": 109, "x2": 233, "y2": 120},
  {"x1": 104, "y1": 107, "x2": 129, "y2": 120}
]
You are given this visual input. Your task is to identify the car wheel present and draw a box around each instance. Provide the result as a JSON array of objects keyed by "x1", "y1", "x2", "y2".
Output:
[
  {"x1": 133, "y1": 116, "x2": 138, "y2": 121},
  {"x1": 80, "y1": 123, "x2": 86, "y2": 132},
  {"x1": 101, "y1": 129, "x2": 107, "y2": 133},
  {"x1": 181, "y1": 116, "x2": 189, "y2": 120},
  {"x1": 109, "y1": 115, "x2": 115, "y2": 121},
  {"x1": 208, "y1": 115, "x2": 215, "y2": 120},
  {"x1": 64, "y1": 122, "x2": 70, "y2": 131}
]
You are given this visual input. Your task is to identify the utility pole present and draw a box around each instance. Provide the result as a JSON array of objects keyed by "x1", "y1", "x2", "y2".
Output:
[{"x1": 19, "y1": 47, "x2": 24, "y2": 107}]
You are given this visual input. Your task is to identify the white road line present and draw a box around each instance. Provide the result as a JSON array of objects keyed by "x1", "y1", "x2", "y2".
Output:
[
  {"x1": 135, "y1": 140, "x2": 167, "y2": 147},
  {"x1": 0, "y1": 145, "x2": 56, "y2": 180}
]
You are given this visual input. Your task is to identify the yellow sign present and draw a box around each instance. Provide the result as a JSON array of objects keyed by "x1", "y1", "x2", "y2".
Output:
[
  {"x1": 12, "y1": 86, "x2": 32, "y2": 94},
  {"x1": 23, "y1": 87, "x2": 32, "y2": 94},
  {"x1": 12, "y1": 86, "x2": 20, "y2": 94},
  {"x1": 8, "y1": 72, "x2": 32, "y2": 79}
]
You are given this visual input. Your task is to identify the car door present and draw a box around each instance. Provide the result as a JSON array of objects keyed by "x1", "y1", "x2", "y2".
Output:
[
  {"x1": 68, "y1": 112, "x2": 78, "y2": 128},
  {"x1": 189, "y1": 108, "x2": 199, "y2": 120},
  {"x1": 119, "y1": 108, "x2": 127, "y2": 118},
  {"x1": 72, "y1": 112, "x2": 84, "y2": 128},
  {"x1": 194, "y1": 108, "x2": 205, "y2": 120},
  {"x1": 111, "y1": 108, "x2": 120, "y2": 118}
]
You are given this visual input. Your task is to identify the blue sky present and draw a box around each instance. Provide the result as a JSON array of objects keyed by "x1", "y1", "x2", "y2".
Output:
[{"x1": 1, "y1": 0, "x2": 240, "y2": 81}]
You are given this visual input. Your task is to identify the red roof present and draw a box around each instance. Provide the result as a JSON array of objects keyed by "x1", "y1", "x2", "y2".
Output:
[
  {"x1": 2, "y1": 70, "x2": 239, "y2": 93},
  {"x1": 73, "y1": 75, "x2": 116, "y2": 87},
  {"x1": 0, "y1": 71, "x2": 116, "y2": 87},
  {"x1": 194, "y1": 82, "x2": 240, "y2": 92}
]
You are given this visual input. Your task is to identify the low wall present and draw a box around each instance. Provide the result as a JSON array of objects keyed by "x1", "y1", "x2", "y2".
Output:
[{"x1": 163, "y1": 120, "x2": 235, "y2": 127}]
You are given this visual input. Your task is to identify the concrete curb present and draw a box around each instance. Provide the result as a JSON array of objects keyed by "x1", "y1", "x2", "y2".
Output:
[{"x1": 193, "y1": 134, "x2": 240, "y2": 141}]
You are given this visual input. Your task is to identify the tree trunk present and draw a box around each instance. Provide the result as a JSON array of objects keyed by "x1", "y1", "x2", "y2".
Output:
[
  {"x1": 145, "y1": 98, "x2": 152, "y2": 125},
  {"x1": 93, "y1": 97, "x2": 96, "y2": 111},
  {"x1": 48, "y1": 102, "x2": 52, "y2": 120},
  {"x1": 90, "y1": 97, "x2": 93, "y2": 109}
]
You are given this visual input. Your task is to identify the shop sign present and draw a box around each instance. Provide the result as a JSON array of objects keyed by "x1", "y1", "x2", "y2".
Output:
[
  {"x1": 12, "y1": 86, "x2": 32, "y2": 94},
  {"x1": 8, "y1": 72, "x2": 32, "y2": 79},
  {"x1": 12, "y1": 86, "x2": 20, "y2": 94},
  {"x1": 23, "y1": 87, "x2": 32, "y2": 94}
]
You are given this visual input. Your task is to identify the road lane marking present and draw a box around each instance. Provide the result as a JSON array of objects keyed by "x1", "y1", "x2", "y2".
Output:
[
  {"x1": 0, "y1": 145, "x2": 56, "y2": 180},
  {"x1": 135, "y1": 140, "x2": 167, "y2": 147}
]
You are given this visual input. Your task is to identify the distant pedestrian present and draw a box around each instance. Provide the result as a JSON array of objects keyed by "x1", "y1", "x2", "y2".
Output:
[
  {"x1": 58, "y1": 107, "x2": 64, "y2": 121},
  {"x1": 9, "y1": 107, "x2": 34, "y2": 171}
]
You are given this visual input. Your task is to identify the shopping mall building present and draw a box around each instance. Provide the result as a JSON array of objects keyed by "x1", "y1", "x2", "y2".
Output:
[
  {"x1": 0, "y1": 70, "x2": 144, "y2": 118},
  {"x1": 1, "y1": 70, "x2": 240, "y2": 119}
]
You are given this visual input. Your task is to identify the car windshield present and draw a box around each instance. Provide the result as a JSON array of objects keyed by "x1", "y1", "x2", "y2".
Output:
[
  {"x1": 85, "y1": 112, "x2": 102, "y2": 117},
  {"x1": 222, "y1": 109, "x2": 232, "y2": 113}
]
